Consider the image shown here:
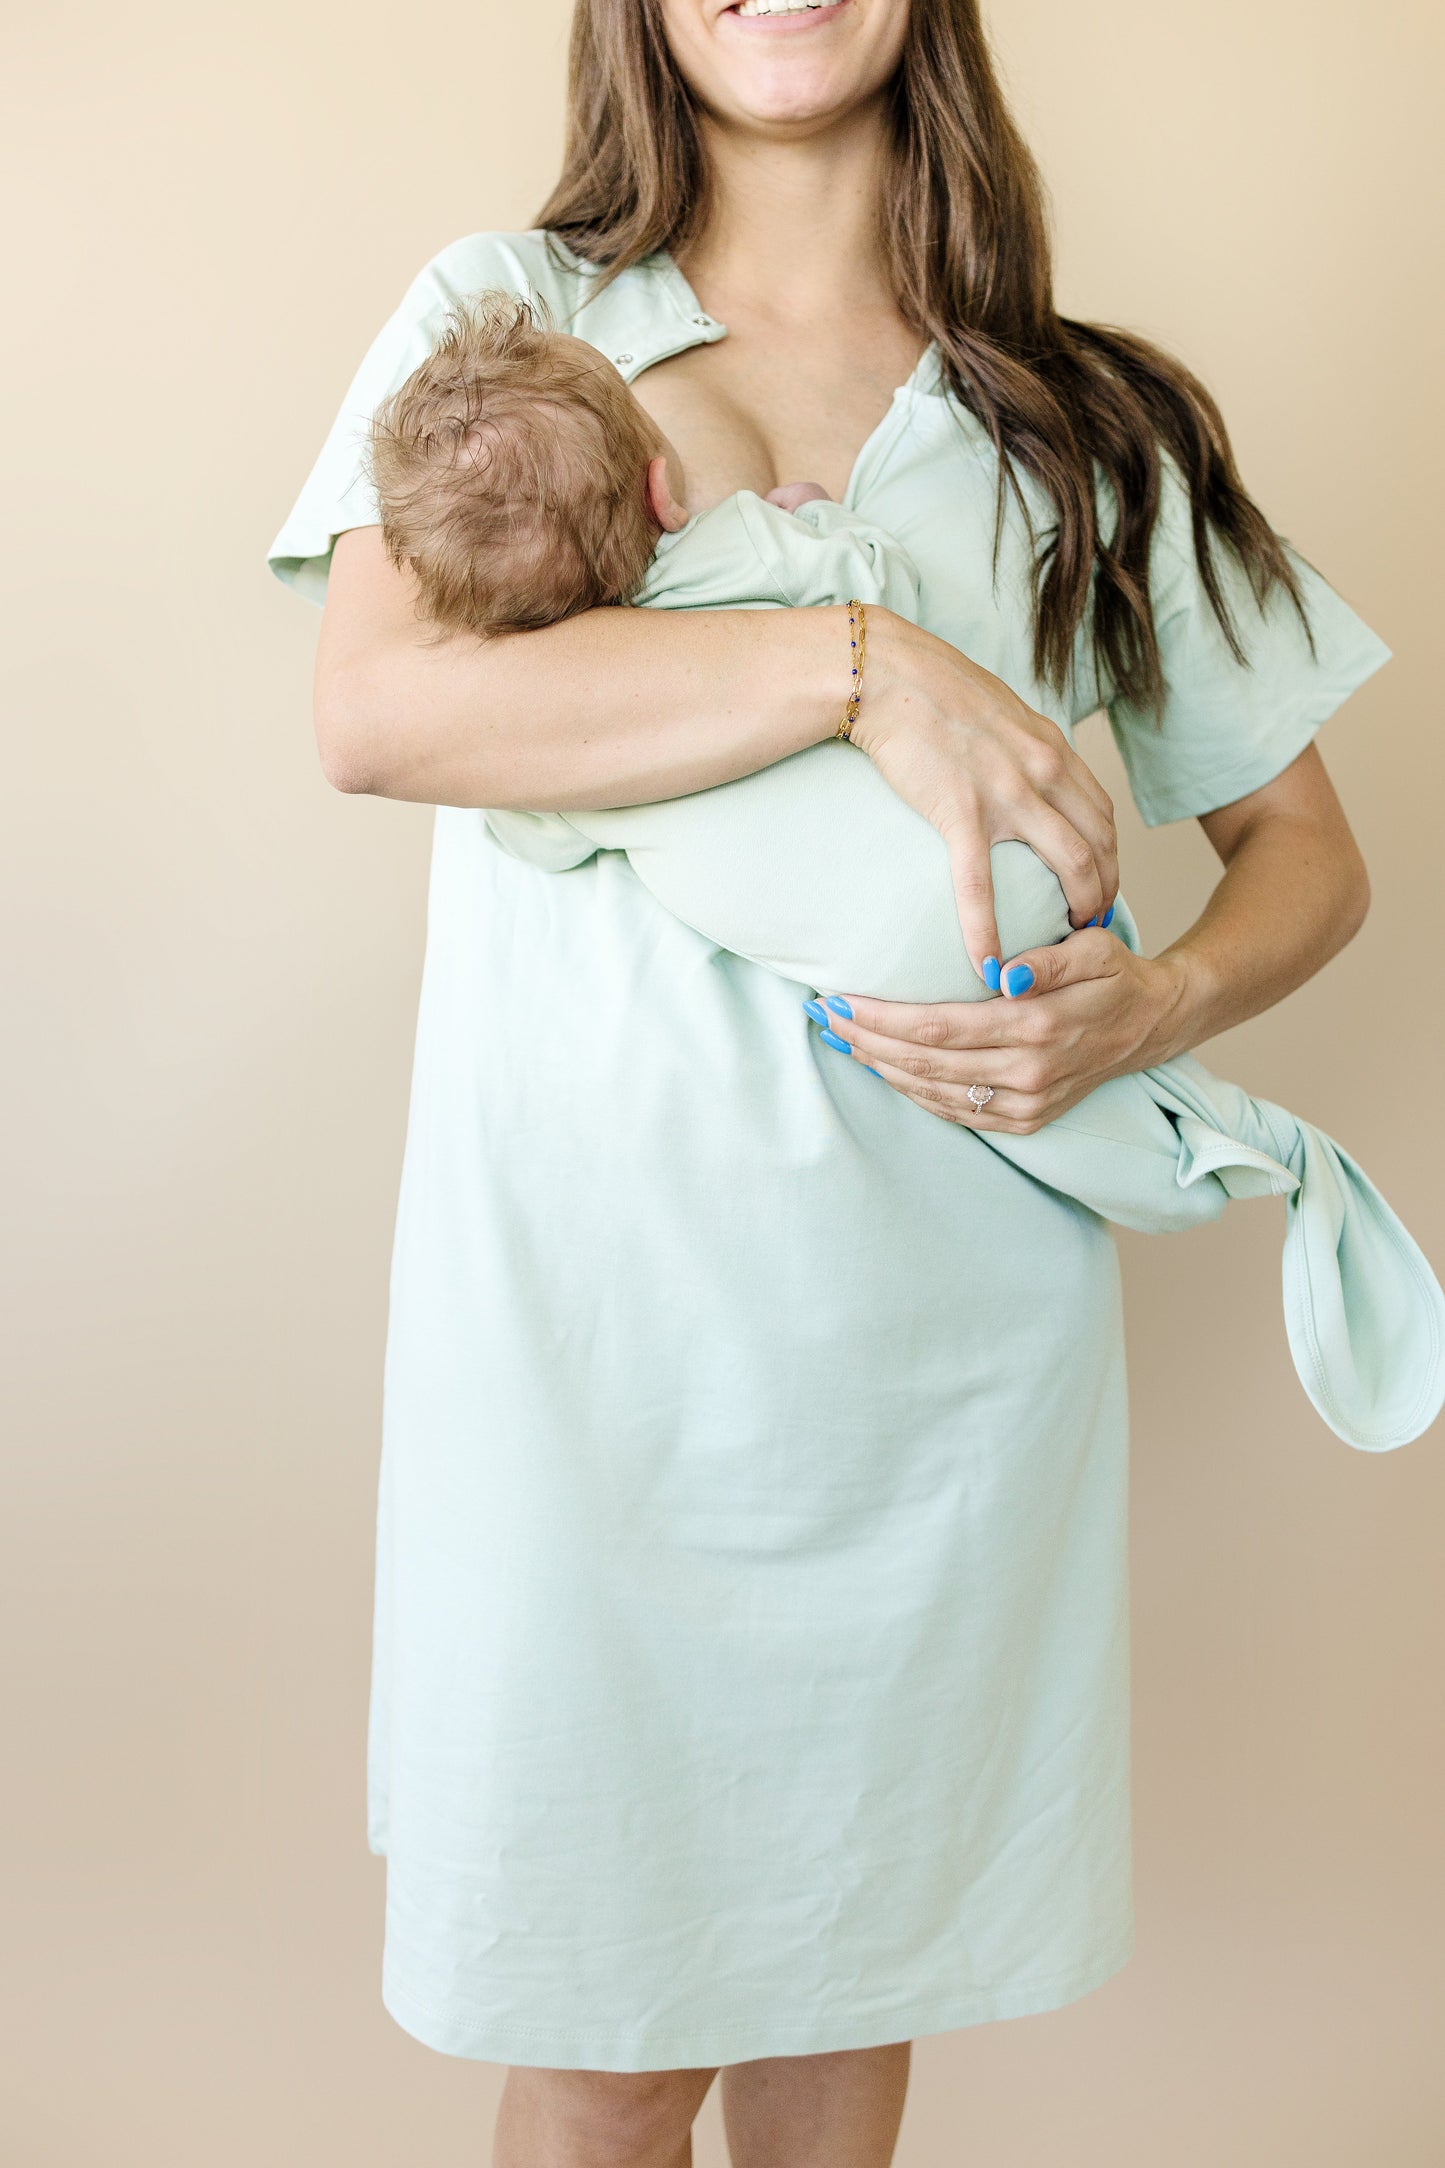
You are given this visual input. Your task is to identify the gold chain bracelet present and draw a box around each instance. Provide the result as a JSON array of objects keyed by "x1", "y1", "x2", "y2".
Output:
[{"x1": 836, "y1": 598, "x2": 868, "y2": 740}]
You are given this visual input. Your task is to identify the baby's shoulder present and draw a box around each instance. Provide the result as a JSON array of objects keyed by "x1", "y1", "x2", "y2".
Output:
[
  {"x1": 638, "y1": 491, "x2": 897, "y2": 615},
  {"x1": 637, "y1": 493, "x2": 786, "y2": 613}
]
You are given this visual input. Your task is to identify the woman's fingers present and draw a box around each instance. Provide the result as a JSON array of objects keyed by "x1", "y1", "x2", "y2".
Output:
[
  {"x1": 937, "y1": 721, "x2": 1118, "y2": 935},
  {"x1": 818, "y1": 989, "x2": 1040, "y2": 1053},
  {"x1": 1023, "y1": 763, "x2": 1119, "y2": 921},
  {"x1": 937, "y1": 800, "x2": 1003, "y2": 985},
  {"x1": 827, "y1": 1025, "x2": 1040, "y2": 1096},
  {"x1": 812, "y1": 991, "x2": 1052, "y2": 1112},
  {"x1": 972, "y1": 691, "x2": 1117, "y2": 913},
  {"x1": 995, "y1": 925, "x2": 1121, "y2": 1000},
  {"x1": 852, "y1": 617, "x2": 1119, "y2": 958},
  {"x1": 814, "y1": 997, "x2": 1052, "y2": 1127},
  {"x1": 809, "y1": 1007, "x2": 1059, "y2": 1131},
  {"x1": 809, "y1": 926, "x2": 1137, "y2": 1130},
  {"x1": 1005, "y1": 792, "x2": 1110, "y2": 932},
  {"x1": 856, "y1": 1056, "x2": 1049, "y2": 1133}
]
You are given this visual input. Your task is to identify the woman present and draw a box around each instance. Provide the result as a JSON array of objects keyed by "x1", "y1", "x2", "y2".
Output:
[{"x1": 269, "y1": 1, "x2": 1386, "y2": 2161}]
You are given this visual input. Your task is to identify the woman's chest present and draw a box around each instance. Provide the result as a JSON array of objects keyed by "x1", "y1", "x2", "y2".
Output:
[{"x1": 627, "y1": 316, "x2": 930, "y2": 508}]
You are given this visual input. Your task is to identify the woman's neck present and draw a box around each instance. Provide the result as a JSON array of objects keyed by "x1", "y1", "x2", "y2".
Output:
[{"x1": 677, "y1": 101, "x2": 896, "y2": 328}]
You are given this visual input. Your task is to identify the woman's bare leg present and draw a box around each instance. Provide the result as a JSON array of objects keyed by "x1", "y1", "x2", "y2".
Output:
[
  {"x1": 493, "y1": 2065, "x2": 718, "y2": 2168},
  {"x1": 719, "y1": 2043, "x2": 912, "y2": 2168}
]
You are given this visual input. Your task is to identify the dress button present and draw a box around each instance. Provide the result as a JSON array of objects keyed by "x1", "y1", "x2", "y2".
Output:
[
  {"x1": 614, "y1": 352, "x2": 634, "y2": 364},
  {"x1": 692, "y1": 314, "x2": 712, "y2": 327}
]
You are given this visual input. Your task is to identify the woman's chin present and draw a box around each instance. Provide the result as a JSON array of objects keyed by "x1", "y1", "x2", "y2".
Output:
[{"x1": 697, "y1": 0, "x2": 902, "y2": 128}]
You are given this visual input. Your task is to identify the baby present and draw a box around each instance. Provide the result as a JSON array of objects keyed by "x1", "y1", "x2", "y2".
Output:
[
  {"x1": 367, "y1": 285, "x2": 1064, "y2": 997},
  {"x1": 367, "y1": 287, "x2": 922, "y2": 640}
]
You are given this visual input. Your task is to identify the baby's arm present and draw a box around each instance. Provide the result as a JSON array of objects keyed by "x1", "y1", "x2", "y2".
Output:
[{"x1": 733, "y1": 492, "x2": 926, "y2": 620}]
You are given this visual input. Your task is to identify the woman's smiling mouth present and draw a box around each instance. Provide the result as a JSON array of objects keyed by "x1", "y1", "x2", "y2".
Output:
[{"x1": 728, "y1": 0, "x2": 853, "y2": 25}]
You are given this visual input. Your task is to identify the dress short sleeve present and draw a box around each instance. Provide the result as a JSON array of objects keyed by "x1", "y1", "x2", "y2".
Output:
[
  {"x1": 266, "y1": 232, "x2": 564, "y2": 606},
  {"x1": 1103, "y1": 459, "x2": 1392, "y2": 826}
]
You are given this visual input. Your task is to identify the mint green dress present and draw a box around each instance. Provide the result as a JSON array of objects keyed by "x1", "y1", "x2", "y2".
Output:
[{"x1": 268, "y1": 230, "x2": 1393, "y2": 2073}]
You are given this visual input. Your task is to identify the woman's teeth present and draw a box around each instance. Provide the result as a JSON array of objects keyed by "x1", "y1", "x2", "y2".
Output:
[{"x1": 735, "y1": 0, "x2": 834, "y2": 15}]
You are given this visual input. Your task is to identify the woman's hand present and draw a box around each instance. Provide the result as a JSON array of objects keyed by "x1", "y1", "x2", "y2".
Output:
[
  {"x1": 814, "y1": 744, "x2": 1372, "y2": 1135},
  {"x1": 852, "y1": 610, "x2": 1119, "y2": 979},
  {"x1": 816, "y1": 928, "x2": 1190, "y2": 1134}
]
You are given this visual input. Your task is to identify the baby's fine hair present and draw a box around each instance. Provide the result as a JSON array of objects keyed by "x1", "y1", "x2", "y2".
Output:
[{"x1": 367, "y1": 291, "x2": 661, "y2": 637}]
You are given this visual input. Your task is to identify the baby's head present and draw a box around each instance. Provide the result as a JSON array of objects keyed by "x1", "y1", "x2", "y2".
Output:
[{"x1": 368, "y1": 291, "x2": 686, "y2": 637}]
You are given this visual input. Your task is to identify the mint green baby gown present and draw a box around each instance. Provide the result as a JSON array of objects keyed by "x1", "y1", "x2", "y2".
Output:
[{"x1": 268, "y1": 231, "x2": 1394, "y2": 2072}]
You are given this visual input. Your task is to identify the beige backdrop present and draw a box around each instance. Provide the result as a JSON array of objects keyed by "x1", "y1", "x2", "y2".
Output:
[{"x1": 4, "y1": 2, "x2": 1443, "y2": 2161}]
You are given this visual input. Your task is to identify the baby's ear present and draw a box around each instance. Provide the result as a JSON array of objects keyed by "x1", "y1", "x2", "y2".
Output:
[
  {"x1": 461, "y1": 422, "x2": 496, "y2": 469},
  {"x1": 644, "y1": 453, "x2": 689, "y2": 534}
]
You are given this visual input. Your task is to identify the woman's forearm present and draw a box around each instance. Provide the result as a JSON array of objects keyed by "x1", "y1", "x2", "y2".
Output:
[
  {"x1": 313, "y1": 524, "x2": 1123, "y2": 971},
  {"x1": 1147, "y1": 745, "x2": 1372, "y2": 1064},
  {"x1": 314, "y1": 525, "x2": 850, "y2": 808}
]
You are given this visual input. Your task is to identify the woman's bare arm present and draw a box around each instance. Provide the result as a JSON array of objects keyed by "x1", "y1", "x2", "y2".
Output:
[
  {"x1": 313, "y1": 525, "x2": 1120, "y2": 975},
  {"x1": 1152, "y1": 742, "x2": 1371, "y2": 1045},
  {"x1": 314, "y1": 526, "x2": 851, "y2": 809}
]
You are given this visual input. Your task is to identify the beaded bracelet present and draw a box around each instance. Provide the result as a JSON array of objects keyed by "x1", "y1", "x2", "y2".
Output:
[{"x1": 836, "y1": 598, "x2": 868, "y2": 741}]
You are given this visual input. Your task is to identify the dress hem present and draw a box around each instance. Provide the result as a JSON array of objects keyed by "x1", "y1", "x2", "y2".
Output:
[{"x1": 379, "y1": 1927, "x2": 1135, "y2": 2073}]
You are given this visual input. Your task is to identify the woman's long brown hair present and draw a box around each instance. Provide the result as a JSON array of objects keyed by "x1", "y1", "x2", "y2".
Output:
[{"x1": 535, "y1": 0, "x2": 1310, "y2": 712}]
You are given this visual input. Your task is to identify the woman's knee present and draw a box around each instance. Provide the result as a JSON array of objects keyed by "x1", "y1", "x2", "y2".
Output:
[{"x1": 504, "y1": 2063, "x2": 715, "y2": 2164}]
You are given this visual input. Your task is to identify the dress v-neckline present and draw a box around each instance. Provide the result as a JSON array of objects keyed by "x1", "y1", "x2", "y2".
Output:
[{"x1": 650, "y1": 249, "x2": 940, "y2": 511}]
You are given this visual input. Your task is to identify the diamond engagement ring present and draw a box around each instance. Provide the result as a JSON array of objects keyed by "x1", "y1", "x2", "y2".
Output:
[{"x1": 966, "y1": 1083, "x2": 994, "y2": 1112}]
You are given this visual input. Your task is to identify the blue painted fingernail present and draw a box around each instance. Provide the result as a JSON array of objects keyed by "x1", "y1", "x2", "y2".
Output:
[
  {"x1": 1003, "y1": 964, "x2": 1035, "y2": 997},
  {"x1": 1102, "y1": 904, "x2": 1115, "y2": 929},
  {"x1": 982, "y1": 956, "x2": 1001, "y2": 992},
  {"x1": 863, "y1": 1065, "x2": 882, "y2": 1077},
  {"x1": 823, "y1": 995, "x2": 853, "y2": 1020},
  {"x1": 803, "y1": 999, "x2": 828, "y2": 1023},
  {"x1": 820, "y1": 1028, "x2": 851, "y2": 1053},
  {"x1": 1085, "y1": 914, "x2": 1100, "y2": 928}
]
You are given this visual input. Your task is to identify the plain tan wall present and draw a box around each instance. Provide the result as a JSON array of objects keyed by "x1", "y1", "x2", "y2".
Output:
[{"x1": 4, "y1": 3, "x2": 1443, "y2": 2161}]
